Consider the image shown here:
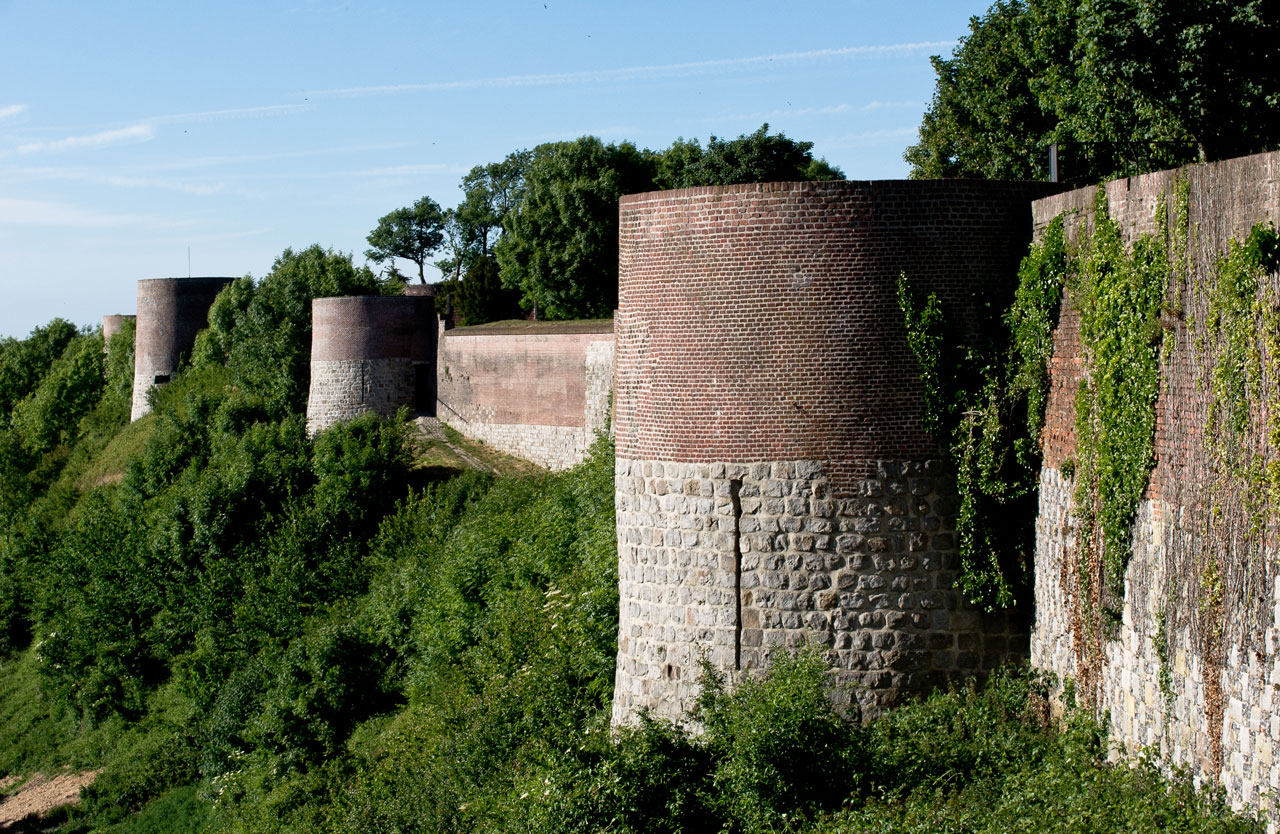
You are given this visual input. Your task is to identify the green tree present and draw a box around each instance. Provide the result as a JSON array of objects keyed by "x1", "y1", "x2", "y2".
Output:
[
  {"x1": 657, "y1": 124, "x2": 843, "y2": 189},
  {"x1": 191, "y1": 245, "x2": 391, "y2": 416},
  {"x1": 10, "y1": 334, "x2": 105, "y2": 455},
  {"x1": 457, "y1": 254, "x2": 520, "y2": 325},
  {"x1": 907, "y1": 0, "x2": 1280, "y2": 181},
  {"x1": 365, "y1": 196, "x2": 447, "y2": 284},
  {"x1": 905, "y1": 0, "x2": 1064, "y2": 179},
  {"x1": 496, "y1": 137, "x2": 656, "y2": 319},
  {"x1": 0, "y1": 318, "x2": 79, "y2": 426}
]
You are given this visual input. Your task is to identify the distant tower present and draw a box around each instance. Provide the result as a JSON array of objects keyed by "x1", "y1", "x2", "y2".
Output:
[
  {"x1": 130, "y1": 277, "x2": 233, "y2": 421},
  {"x1": 102, "y1": 314, "x2": 136, "y2": 351},
  {"x1": 305, "y1": 294, "x2": 432, "y2": 434},
  {"x1": 611, "y1": 179, "x2": 1058, "y2": 724}
]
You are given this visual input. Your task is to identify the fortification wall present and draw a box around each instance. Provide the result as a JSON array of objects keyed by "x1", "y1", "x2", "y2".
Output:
[
  {"x1": 436, "y1": 323, "x2": 615, "y2": 470},
  {"x1": 611, "y1": 179, "x2": 1059, "y2": 724},
  {"x1": 306, "y1": 295, "x2": 424, "y2": 434},
  {"x1": 130, "y1": 277, "x2": 233, "y2": 421},
  {"x1": 1031, "y1": 150, "x2": 1280, "y2": 817}
]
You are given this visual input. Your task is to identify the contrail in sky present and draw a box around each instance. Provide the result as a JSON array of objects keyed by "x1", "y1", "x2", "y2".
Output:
[{"x1": 303, "y1": 42, "x2": 956, "y2": 98}]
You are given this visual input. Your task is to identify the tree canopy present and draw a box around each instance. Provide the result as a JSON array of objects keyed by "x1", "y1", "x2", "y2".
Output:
[
  {"x1": 192, "y1": 245, "x2": 392, "y2": 416},
  {"x1": 364, "y1": 196, "x2": 447, "y2": 283},
  {"x1": 495, "y1": 137, "x2": 654, "y2": 320},
  {"x1": 657, "y1": 123, "x2": 844, "y2": 189},
  {"x1": 489, "y1": 126, "x2": 841, "y2": 320},
  {"x1": 906, "y1": 0, "x2": 1280, "y2": 182},
  {"x1": 368, "y1": 126, "x2": 842, "y2": 322}
]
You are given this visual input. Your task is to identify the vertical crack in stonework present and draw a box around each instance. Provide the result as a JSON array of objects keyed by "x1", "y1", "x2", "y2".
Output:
[{"x1": 730, "y1": 478, "x2": 743, "y2": 671}]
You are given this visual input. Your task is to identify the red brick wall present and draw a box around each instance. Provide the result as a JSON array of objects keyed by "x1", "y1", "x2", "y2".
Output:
[
  {"x1": 311, "y1": 296, "x2": 419, "y2": 361},
  {"x1": 437, "y1": 325, "x2": 614, "y2": 428},
  {"x1": 615, "y1": 180, "x2": 1059, "y2": 494},
  {"x1": 1034, "y1": 151, "x2": 1280, "y2": 497}
]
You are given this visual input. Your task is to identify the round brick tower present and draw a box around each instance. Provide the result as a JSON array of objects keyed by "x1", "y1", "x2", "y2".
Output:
[
  {"x1": 306, "y1": 295, "x2": 423, "y2": 434},
  {"x1": 102, "y1": 314, "x2": 135, "y2": 344},
  {"x1": 130, "y1": 277, "x2": 234, "y2": 421},
  {"x1": 611, "y1": 179, "x2": 1058, "y2": 724}
]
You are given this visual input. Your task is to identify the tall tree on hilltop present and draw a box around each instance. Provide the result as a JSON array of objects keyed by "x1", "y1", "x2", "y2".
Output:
[
  {"x1": 656, "y1": 124, "x2": 844, "y2": 189},
  {"x1": 364, "y1": 196, "x2": 446, "y2": 284},
  {"x1": 496, "y1": 137, "x2": 656, "y2": 320},
  {"x1": 906, "y1": 0, "x2": 1280, "y2": 182}
]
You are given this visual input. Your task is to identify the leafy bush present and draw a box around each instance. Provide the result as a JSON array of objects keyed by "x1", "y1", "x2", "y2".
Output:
[{"x1": 190, "y1": 245, "x2": 394, "y2": 416}]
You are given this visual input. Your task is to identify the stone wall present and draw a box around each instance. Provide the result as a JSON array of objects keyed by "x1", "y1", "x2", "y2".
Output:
[
  {"x1": 1031, "y1": 150, "x2": 1280, "y2": 819},
  {"x1": 612, "y1": 179, "x2": 1057, "y2": 724},
  {"x1": 435, "y1": 323, "x2": 615, "y2": 471},
  {"x1": 131, "y1": 277, "x2": 233, "y2": 421},
  {"x1": 306, "y1": 295, "x2": 423, "y2": 434}
]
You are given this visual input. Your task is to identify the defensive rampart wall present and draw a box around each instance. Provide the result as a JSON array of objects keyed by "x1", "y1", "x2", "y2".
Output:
[
  {"x1": 436, "y1": 323, "x2": 615, "y2": 470},
  {"x1": 130, "y1": 277, "x2": 233, "y2": 421},
  {"x1": 611, "y1": 179, "x2": 1059, "y2": 724},
  {"x1": 1031, "y1": 150, "x2": 1280, "y2": 817}
]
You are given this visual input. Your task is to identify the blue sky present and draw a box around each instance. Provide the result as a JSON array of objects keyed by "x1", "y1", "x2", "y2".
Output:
[{"x1": 0, "y1": 0, "x2": 994, "y2": 338}]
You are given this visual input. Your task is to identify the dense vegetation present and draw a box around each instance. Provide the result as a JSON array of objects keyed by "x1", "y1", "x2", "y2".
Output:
[
  {"x1": 368, "y1": 125, "x2": 843, "y2": 323},
  {"x1": 0, "y1": 239, "x2": 1261, "y2": 832},
  {"x1": 907, "y1": 0, "x2": 1280, "y2": 182}
]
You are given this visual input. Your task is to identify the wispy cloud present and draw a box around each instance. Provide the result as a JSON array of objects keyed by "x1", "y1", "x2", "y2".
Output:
[
  {"x1": 145, "y1": 142, "x2": 411, "y2": 171},
  {"x1": 861, "y1": 100, "x2": 921, "y2": 111},
  {"x1": 0, "y1": 165, "x2": 226, "y2": 195},
  {"x1": 0, "y1": 197, "x2": 180, "y2": 227},
  {"x1": 16, "y1": 123, "x2": 154, "y2": 155},
  {"x1": 0, "y1": 104, "x2": 27, "y2": 120},
  {"x1": 707, "y1": 100, "x2": 923, "y2": 124},
  {"x1": 302, "y1": 42, "x2": 956, "y2": 97},
  {"x1": 146, "y1": 103, "x2": 311, "y2": 125},
  {"x1": 232, "y1": 162, "x2": 469, "y2": 181},
  {"x1": 824, "y1": 126, "x2": 919, "y2": 148}
]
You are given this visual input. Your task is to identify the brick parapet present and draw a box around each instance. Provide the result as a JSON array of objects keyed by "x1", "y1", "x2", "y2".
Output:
[{"x1": 615, "y1": 179, "x2": 1059, "y2": 497}]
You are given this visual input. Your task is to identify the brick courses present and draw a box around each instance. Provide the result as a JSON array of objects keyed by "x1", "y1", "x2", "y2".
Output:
[
  {"x1": 436, "y1": 325, "x2": 615, "y2": 470},
  {"x1": 130, "y1": 277, "x2": 234, "y2": 421},
  {"x1": 612, "y1": 180, "x2": 1055, "y2": 722}
]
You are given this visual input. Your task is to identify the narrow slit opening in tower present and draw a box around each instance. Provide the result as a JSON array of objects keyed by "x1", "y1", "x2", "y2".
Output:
[{"x1": 730, "y1": 477, "x2": 743, "y2": 671}]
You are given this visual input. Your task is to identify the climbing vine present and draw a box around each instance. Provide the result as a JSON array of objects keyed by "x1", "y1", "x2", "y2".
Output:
[
  {"x1": 897, "y1": 217, "x2": 1069, "y2": 611},
  {"x1": 1203, "y1": 221, "x2": 1280, "y2": 526},
  {"x1": 1069, "y1": 189, "x2": 1168, "y2": 608}
]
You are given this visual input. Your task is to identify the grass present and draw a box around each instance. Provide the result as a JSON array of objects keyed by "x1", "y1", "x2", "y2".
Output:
[{"x1": 72, "y1": 415, "x2": 154, "y2": 491}]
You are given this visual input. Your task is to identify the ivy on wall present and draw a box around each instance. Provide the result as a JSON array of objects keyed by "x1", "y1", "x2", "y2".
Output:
[
  {"x1": 1069, "y1": 190, "x2": 1169, "y2": 609},
  {"x1": 1202, "y1": 221, "x2": 1280, "y2": 526},
  {"x1": 897, "y1": 217, "x2": 1069, "y2": 611}
]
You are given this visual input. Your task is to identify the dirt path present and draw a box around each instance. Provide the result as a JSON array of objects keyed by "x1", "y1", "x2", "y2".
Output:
[
  {"x1": 0, "y1": 771, "x2": 98, "y2": 828},
  {"x1": 413, "y1": 416, "x2": 497, "y2": 474}
]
